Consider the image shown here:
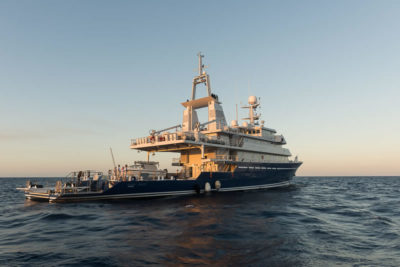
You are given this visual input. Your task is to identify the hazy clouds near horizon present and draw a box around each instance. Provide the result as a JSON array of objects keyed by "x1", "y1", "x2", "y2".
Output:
[{"x1": 1, "y1": 0, "x2": 399, "y2": 176}]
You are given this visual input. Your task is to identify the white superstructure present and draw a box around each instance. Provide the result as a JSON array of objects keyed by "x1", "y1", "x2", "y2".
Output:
[{"x1": 130, "y1": 53, "x2": 295, "y2": 179}]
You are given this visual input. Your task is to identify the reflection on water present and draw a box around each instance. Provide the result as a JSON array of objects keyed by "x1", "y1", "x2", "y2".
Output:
[{"x1": 1, "y1": 177, "x2": 400, "y2": 266}]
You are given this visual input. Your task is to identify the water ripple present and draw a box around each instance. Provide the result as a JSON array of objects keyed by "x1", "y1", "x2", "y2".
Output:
[{"x1": 0, "y1": 176, "x2": 399, "y2": 266}]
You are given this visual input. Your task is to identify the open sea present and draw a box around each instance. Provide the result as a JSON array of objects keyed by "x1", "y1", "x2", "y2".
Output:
[{"x1": 1, "y1": 176, "x2": 399, "y2": 266}]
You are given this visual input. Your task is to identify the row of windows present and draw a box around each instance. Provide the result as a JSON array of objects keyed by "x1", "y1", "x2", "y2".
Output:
[
  {"x1": 237, "y1": 166, "x2": 294, "y2": 170},
  {"x1": 244, "y1": 129, "x2": 261, "y2": 135},
  {"x1": 238, "y1": 166, "x2": 270, "y2": 170}
]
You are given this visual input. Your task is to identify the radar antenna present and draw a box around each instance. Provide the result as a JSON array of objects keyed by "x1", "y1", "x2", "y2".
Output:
[{"x1": 242, "y1": 96, "x2": 261, "y2": 126}]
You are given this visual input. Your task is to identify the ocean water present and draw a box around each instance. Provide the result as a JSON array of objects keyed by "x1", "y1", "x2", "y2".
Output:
[{"x1": 1, "y1": 177, "x2": 399, "y2": 267}]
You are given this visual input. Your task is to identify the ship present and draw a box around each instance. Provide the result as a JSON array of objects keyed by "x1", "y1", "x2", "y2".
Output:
[{"x1": 18, "y1": 53, "x2": 302, "y2": 202}]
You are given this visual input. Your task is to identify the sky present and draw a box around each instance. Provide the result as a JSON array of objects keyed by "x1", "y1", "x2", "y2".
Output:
[{"x1": 1, "y1": 0, "x2": 399, "y2": 177}]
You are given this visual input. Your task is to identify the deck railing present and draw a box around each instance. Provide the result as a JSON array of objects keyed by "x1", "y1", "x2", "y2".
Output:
[
  {"x1": 131, "y1": 132, "x2": 184, "y2": 146},
  {"x1": 131, "y1": 132, "x2": 227, "y2": 146},
  {"x1": 214, "y1": 155, "x2": 239, "y2": 161}
]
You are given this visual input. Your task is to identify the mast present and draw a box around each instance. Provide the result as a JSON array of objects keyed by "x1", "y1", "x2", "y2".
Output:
[
  {"x1": 198, "y1": 52, "x2": 204, "y2": 76},
  {"x1": 110, "y1": 147, "x2": 116, "y2": 168},
  {"x1": 242, "y1": 96, "x2": 260, "y2": 126},
  {"x1": 182, "y1": 54, "x2": 227, "y2": 131},
  {"x1": 191, "y1": 52, "x2": 211, "y2": 100}
]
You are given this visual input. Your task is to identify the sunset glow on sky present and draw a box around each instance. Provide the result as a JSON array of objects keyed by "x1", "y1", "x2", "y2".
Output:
[{"x1": 1, "y1": 0, "x2": 399, "y2": 176}]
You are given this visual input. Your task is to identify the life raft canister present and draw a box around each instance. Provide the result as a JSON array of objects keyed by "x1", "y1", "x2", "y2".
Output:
[
  {"x1": 205, "y1": 182, "x2": 211, "y2": 192},
  {"x1": 215, "y1": 180, "x2": 221, "y2": 190}
]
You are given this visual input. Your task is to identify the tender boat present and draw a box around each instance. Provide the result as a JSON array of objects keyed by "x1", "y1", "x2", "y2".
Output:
[{"x1": 18, "y1": 54, "x2": 302, "y2": 203}]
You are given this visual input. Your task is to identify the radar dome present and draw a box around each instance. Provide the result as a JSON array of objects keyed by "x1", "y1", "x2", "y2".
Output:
[
  {"x1": 231, "y1": 120, "x2": 238, "y2": 127},
  {"x1": 242, "y1": 121, "x2": 249, "y2": 127},
  {"x1": 248, "y1": 95, "x2": 257, "y2": 105}
]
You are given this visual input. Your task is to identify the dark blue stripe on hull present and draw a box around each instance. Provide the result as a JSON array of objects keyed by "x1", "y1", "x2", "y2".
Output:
[
  {"x1": 196, "y1": 167, "x2": 297, "y2": 190},
  {"x1": 53, "y1": 163, "x2": 300, "y2": 201}
]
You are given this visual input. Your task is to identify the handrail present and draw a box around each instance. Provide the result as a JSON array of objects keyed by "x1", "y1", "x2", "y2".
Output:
[
  {"x1": 214, "y1": 155, "x2": 239, "y2": 161},
  {"x1": 65, "y1": 170, "x2": 103, "y2": 178}
]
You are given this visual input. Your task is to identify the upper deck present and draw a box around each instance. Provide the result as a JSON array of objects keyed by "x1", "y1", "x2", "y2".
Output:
[
  {"x1": 130, "y1": 126, "x2": 291, "y2": 156},
  {"x1": 130, "y1": 53, "x2": 295, "y2": 165}
]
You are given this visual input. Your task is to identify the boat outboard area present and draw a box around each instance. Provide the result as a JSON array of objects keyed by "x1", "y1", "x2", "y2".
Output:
[
  {"x1": 18, "y1": 53, "x2": 302, "y2": 203},
  {"x1": 18, "y1": 163, "x2": 176, "y2": 202},
  {"x1": 18, "y1": 170, "x2": 107, "y2": 202}
]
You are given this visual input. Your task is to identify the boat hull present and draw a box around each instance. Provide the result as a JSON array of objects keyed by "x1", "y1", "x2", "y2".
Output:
[{"x1": 25, "y1": 162, "x2": 302, "y2": 202}]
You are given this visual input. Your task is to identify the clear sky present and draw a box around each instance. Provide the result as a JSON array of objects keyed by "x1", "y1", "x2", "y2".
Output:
[{"x1": 1, "y1": 0, "x2": 399, "y2": 177}]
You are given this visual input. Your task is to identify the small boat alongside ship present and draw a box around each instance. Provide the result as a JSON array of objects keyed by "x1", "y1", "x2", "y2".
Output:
[{"x1": 18, "y1": 54, "x2": 302, "y2": 203}]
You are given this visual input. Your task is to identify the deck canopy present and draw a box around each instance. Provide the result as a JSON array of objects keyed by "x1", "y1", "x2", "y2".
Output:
[{"x1": 181, "y1": 96, "x2": 217, "y2": 109}]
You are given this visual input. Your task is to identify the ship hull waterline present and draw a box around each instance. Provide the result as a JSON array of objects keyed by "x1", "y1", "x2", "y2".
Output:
[{"x1": 24, "y1": 163, "x2": 301, "y2": 203}]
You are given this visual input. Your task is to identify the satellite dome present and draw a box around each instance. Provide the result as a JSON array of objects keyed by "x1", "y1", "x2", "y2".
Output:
[
  {"x1": 242, "y1": 121, "x2": 249, "y2": 127},
  {"x1": 248, "y1": 95, "x2": 257, "y2": 105},
  {"x1": 231, "y1": 120, "x2": 238, "y2": 127}
]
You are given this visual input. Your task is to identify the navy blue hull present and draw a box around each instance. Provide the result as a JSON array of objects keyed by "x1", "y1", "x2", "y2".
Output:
[{"x1": 51, "y1": 162, "x2": 301, "y2": 202}]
